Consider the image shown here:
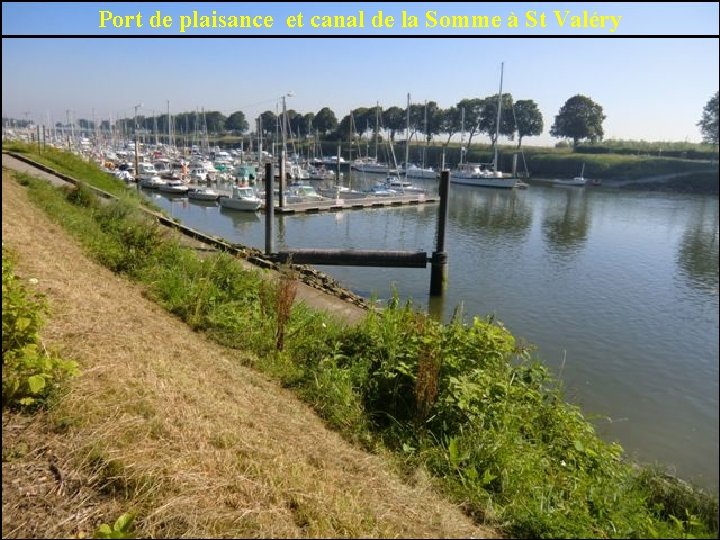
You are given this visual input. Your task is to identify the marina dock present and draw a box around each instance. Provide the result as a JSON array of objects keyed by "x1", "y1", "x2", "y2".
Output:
[{"x1": 265, "y1": 194, "x2": 438, "y2": 214}]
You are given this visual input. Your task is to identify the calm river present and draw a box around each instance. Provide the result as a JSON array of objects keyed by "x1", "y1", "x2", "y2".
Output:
[{"x1": 144, "y1": 174, "x2": 719, "y2": 491}]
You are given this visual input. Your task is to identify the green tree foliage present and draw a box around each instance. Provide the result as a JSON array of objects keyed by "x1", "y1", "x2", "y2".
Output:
[
  {"x1": 383, "y1": 106, "x2": 405, "y2": 142},
  {"x1": 288, "y1": 110, "x2": 310, "y2": 137},
  {"x1": 697, "y1": 91, "x2": 719, "y2": 145},
  {"x1": 477, "y1": 93, "x2": 515, "y2": 145},
  {"x1": 259, "y1": 110, "x2": 277, "y2": 136},
  {"x1": 513, "y1": 99, "x2": 544, "y2": 147},
  {"x1": 440, "y1": 106, "x2": 462, "y2": 147},
  {"x1": 550, "y1": 95, "x2": 606, "y2": 147},
  {"x1": 424, "y1": 101, "x2": 443, "y2": 143},
  {"x1": 407, "y1": 103, "x2": 424, "y2": 143},
  {"x1": 203, "y1": 111, "x2": 226, "y2": 135},
  {"x1": 225, "y1": 110, "x2": 248, "y2": 134},
  {"x1": 303, "y1": 112, "x2": 315, "y2": 134},
  {"x1": 456, "y1": 98, "x2": 484, "y2": 147},
  {"x1": 313, "y1": 107, "x2": 338, "y2": 135},
  {"x1": 351, "y1": 107, "x2": 371, "y2": 137}
]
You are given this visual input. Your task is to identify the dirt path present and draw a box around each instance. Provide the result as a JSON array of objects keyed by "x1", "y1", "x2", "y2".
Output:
[{"x1": 1, "y1": 172, "x2": 498, "y2": 538}]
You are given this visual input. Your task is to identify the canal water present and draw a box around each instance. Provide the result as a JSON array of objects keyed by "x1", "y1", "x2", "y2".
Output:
[{"x1": 144, "y1": 174, "x2": 719, "y2": 491}]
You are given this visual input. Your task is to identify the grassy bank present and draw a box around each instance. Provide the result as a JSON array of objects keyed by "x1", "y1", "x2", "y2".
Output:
[{"x1": 3, "y1": 150, "x2": 718, "y2": 537}]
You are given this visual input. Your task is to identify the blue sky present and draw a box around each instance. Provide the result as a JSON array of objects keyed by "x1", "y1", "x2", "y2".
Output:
[{"x1": 2, "y1": 2, "x2": 719, "y2": 145}]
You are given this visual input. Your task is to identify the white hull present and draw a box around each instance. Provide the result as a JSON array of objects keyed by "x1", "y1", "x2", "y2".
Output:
[
  {"x1": 218, "y1": 185, "x2": 261, "y2": 210},
  {"x1": 552, "y1": 177, "x2": 587, "y2": 187},
  {"x1": 319, "y1": 186, "x2": 367, "y2": 199},
  {"x1": 219, "y1": 196, "x2": 261, "y2": 211},
  {"x1": 158, "y1": 181, "x2": 189, "y2": 194},
  {"x1": 139, "y1": 176, "x2": 166, "y2": 189},
  {"x1": 187, "y1": 188, "x2": 219, "y2": 201},
  {"x1": 351, "y1": 162, "x2": 390, "y2": 174},
  {"x1": 403, "y1": 169, "x2": 438, "y2": 179},
  {"x1": 450, "y1": 175, "x2": 517, "y2": 189}
]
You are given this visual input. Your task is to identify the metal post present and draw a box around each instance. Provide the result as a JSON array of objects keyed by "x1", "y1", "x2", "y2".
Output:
[
  {"x1": 264, "y1": 162, "x2": 274, "y2": 255},
  {"x1": 36, "y1": 125, "x2": 41, "y2": 153},
  {"x1": 430, "y1": 170, "x2": 450, "y2": 296}
]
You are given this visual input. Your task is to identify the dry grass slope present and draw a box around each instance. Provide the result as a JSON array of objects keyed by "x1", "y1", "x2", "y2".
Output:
[{"x1": 1, "y1": 172, "x2": 498, "y2": 539}]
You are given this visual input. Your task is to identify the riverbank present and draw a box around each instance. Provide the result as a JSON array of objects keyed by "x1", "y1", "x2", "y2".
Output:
[
  {"x1": 1, "y1": 171, "x2": 498, "y2": 539},
  {"x1": 3, "y1": 148, "x2": 718, "y2": 538}
]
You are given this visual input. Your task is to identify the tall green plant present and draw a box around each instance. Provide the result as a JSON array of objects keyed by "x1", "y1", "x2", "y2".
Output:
[{"x1": 2, "y1": 248, "x2": 79, "y2": 409}]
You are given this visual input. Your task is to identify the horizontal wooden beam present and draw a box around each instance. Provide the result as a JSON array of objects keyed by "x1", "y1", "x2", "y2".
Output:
[{"x1": 274, "y1": 249, "x2": 428, "y2": 268}]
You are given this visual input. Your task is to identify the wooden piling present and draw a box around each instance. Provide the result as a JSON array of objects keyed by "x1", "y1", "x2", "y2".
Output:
[
  {"x1": 264, "y1": 162, "x2": 274, "y2": 255},
  {"x1": 430, "y1": 170, "x2": 450, "y2": 296}
]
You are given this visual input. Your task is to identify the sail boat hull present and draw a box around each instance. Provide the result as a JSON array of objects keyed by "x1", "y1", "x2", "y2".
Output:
[{"x1": 450, "y1": 174, "x2": 517, "y2": 189}]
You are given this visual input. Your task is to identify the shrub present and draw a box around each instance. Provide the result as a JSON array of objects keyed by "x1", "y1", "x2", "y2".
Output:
[{"x1": 2, "y1": 248, "x2": 79, "y2": 409}]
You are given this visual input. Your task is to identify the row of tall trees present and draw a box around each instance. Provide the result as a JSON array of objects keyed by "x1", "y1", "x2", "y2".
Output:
[
  {"x1": 257, "y1": 95, "x2": 547, "y2": 148},
  {"x1": 62, "y1": 94, "x2": 659, "y2": 148}
]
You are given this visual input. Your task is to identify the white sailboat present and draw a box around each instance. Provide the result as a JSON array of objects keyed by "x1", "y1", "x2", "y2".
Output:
[
  {"x1": 552, "y1": 163, "x2": 587, "y2": 186},
  {"x1": 450, "y1": 63, "x2": 519, "y2": 189},
  {"x1": 351, "y1": 103, "x2": 393, "y2": 174},
  {"x1": 399, "y1": 94, "x2": 438, "y2": 179}
]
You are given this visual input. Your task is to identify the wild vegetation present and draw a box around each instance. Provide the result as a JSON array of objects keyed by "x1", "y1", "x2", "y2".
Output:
[
  {"x1": 2, "y1": 247, "x2": 79, "y2": 409},
  {"x1": 3, "y1": 150, "x2": 718, "y2": 538}
]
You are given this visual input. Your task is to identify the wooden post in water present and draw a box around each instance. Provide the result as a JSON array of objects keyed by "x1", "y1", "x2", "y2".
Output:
[
  {"x1": 430, "y1": 170, "x2": 450, "y2": 296},
  {"x1": 264, "y1": 162, "x2": 274, "y2": 255}
]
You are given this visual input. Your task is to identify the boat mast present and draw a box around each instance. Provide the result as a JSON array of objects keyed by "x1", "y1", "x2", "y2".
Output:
[
  {"x1": 493, "y1": 62, "x2": 504, "y2": 173},
  {"x1": 422, "y1": 100, "x2": 427, "y2": 169},
  {"x1": 460, "y1": 107, "x2": 465, "y2": 166},
  {"x1": 375, "y1": 102, "x2": 379, "y2": 161},
  {"x1": 405, "y1": 93, "x2": 410, "y2": 171}
]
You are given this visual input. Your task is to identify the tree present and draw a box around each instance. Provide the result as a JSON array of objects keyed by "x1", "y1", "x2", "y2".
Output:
[
  {"x1": 383, "y1": 106, "x2": 405, "y2": 142},
  {"x1": 440, "y1": 106, "x2": 461, "y2": 147},
  {"x1": 303, "y1": 112, "x2": 315, "y2": 134},
  {"x1": 550, "y1": 95, "x2": 605, "y2": 147},
  {"x1": 456, "y1": 98, "x2": 486, "y2": 148},
  {"x1": 289, "y1": 110, "x2": 310, "y2": 137},
  {"x1": 477, "y1": 93, "x2": 515, "y2": 145},
  {"x1": 226, "y1": 110, "x2": 249, "y2": 134},
  {"x1": 259, "y1": 110, "x2": 276, "y2": 136},
  {"x1": 513, "y1": 99, "x2": 544, "y2": 147},
  {"x1": 314, "y1": 107, "x2": 337, "y2": 135},
  {"x1": 203, "y1": 111, "x2": 226, "y2": 134},
  {"x1": 424, "y1": 102, "x2": 443, "y2": 143},
  {"x1": 698, "y1": 91, "x2": 718, "y2": 145}
]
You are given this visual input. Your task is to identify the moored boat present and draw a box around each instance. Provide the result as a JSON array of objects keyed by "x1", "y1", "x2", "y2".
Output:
[
  {"x1": 218, "y1": 186, "x2": 262, "y2": 211},
  {"x1": 187, "y1": 186, "x2": 220, "y2": 201},
  {"x1": 158, "y1": 179, "x2": 189, "y2": 194}
]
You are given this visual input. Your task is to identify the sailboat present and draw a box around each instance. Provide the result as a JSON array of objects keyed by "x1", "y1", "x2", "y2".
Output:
[
  {"x1": 450, "y1": 63, "x2": 520, "y2": 189},
  {"x1": 350, "y1": 103, "x2": 394, "y2": 174},
  {"x1": 552, "y1": 163, "x2": 587, "y2": 186},
  {"x1": 398, "y1": 94, "x2": 438, "y2": 179}
]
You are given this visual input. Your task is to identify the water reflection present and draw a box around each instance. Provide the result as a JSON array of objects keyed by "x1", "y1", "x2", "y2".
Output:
[
  {"x1": 218, "y1": 206, "x2": 261, "y2": 233},
  {"x1": 542, "y1": 187, "x2": 591, "y2": 256},
  {"x1": 676, "y1": 198, "x2": 719, "y2": 293},
  {"x1": 450, "y1": 186, "x2": 532, "y2": 239}
]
